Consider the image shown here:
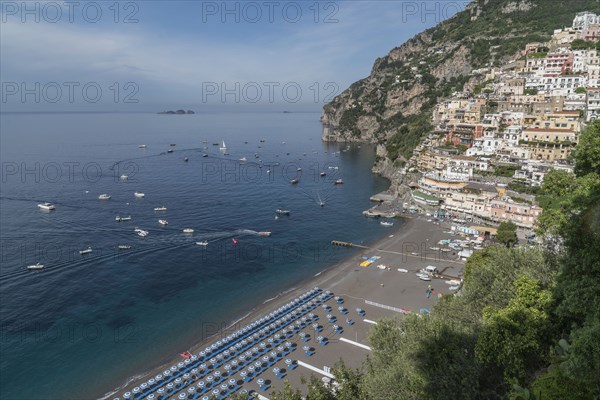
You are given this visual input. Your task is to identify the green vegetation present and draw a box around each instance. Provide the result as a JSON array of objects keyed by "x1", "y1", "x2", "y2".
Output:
[
  {"x1": 493, "y1": 164, "x2": 519, "y2": 177},
  {"x1": 575, "y1": 87, "x2": 586, "y2": 94},
  {"x1": 496, "y1": 221, "x2": 518, "y2": 247},
  {"x1": 571, "y1": 39, "x2": 599, "y2": 50},
  {"x1": 384, "y1": 113, "x2": 432, "y2": 160},
  {"x1": 524, "y1": 88, "x2": 538, "y2": 95},
  {"x1": 270, "y1": 121, "x2": 600, "y2": 399}
]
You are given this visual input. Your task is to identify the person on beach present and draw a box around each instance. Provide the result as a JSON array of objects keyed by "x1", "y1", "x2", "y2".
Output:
[{"x1": 426, "y1": 285, "x2": 431, "y2": 298}]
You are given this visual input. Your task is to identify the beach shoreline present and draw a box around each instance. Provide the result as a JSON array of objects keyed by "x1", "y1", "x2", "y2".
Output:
[{"x1": 103, "y1": 215, "x2": 462, "y2": 399}]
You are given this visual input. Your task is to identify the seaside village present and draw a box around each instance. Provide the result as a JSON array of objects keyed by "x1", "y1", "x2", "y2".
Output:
[{"x1": 370, "y1": 11, "x2": 599, "y2": 248}]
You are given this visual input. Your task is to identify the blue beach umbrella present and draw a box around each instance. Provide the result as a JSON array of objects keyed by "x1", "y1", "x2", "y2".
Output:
[
  {"x1": 132, "y1": 387, "x2": 140, "y2": 394},
  {"x1": 157, "y1": 388, "x2": 165, "y2": 394},
  {"x1": 178, "y1": 393, "x2": 186, "y2": 400},
  {"x1": 197, "y1": 381, "x2": 205, "y2": 388},
  {"x1": 123, "y1": 392, "x2": 131, "y2": 399}
]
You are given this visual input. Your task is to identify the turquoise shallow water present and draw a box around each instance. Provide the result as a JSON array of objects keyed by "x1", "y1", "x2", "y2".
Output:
[{"x1": 0, "y1": 112, "x2": 390, "y2": 400}]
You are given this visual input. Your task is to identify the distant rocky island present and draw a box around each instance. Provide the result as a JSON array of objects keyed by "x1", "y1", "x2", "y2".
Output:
[{"x1": 158, "y1": 109, "x2": 195, "y2": 114}]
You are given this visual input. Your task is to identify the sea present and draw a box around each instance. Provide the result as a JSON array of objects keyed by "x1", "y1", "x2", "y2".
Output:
[{"x1": 0, "y1": 111, "x2": 391, "y2": 400}]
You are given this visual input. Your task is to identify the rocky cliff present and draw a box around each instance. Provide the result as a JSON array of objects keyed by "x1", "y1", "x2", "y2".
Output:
[{"x1": 322, "y1": 0, "x2": 599, "y2": 172}]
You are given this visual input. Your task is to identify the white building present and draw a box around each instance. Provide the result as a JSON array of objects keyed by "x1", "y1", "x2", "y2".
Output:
[{"x1": 573, "y1": 12, "x2": 600, "y2": 31}]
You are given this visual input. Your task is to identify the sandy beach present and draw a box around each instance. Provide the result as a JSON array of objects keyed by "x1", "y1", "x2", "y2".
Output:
[{"x1": 108, "y1": 216, "x2": 465, "y2": 399}]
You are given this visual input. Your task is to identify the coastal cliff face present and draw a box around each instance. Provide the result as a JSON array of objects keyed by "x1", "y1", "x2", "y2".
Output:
[{"x1": 322, "y1": 0, "x2": 599, "y2": 171}]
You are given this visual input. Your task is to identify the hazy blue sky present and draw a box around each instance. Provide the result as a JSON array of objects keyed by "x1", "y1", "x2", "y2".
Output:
[{"x1": 1, "y1": 1, "x2": 463, "y2": 111}]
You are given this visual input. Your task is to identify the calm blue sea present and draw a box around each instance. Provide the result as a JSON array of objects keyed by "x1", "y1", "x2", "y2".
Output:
[{"x1": 0, "y1": 112, "x2": 390, "y2": 400}]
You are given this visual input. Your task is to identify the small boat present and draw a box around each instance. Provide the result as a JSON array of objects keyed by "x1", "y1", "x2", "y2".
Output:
[
  {"x1": 397, "y1": 268, "x2": 408, "y2": 273},
  {"x1": 254, "y1": 153, "x2": 260, "y2": 158},
  {"x1": 118, "y1": 245, "x2": 132, "y2": 250},
  {"x1": 258, "y1": 232, "x2": 271, "y2": 237},
  {"x1": 154, "y1": 206, "x2": 167, "y2": 211},
  {"x1": 79, "y1": 247, "x2": 93, "y2": 255},
  {"x1": 239, "y1": 157, "x2": 247, "y2": 162},
  {"x1": 138, "y1": 144, "x2": 147, "y2": 148},
  {"x1": 115, "y1": 216, "x2": 132, "y2": 222},
  {"x1": 232, "y1": 238, "x2": 238, "y2": 245},
  {"x1": 98, "y1": 194, "x2": 111, "y2": 200},
  {"x1": 319, "y1": 201, "x2": 325, "y2": 207},
  {"x1": 419, "y1": 275, "x2": 432, "y2": 281},
  {"x1": 158, "y1": 219, "x2": 168, "y2": 225},
  {"x1": 195, "y1": 241, "x2": 208, "y2": 246},
  {"x1": 134, "y1": 228, "x2": 149, "y2": 237},
  {"x1": 27, "y1": 263, "x2": 45, "y2": 271},
  {"x1": 37, "y1": 202, "x2": 55, "y2": 211},
  {"x1": 297, "y1": 167, "x2": 302, "y2": 172},
  {"x1": 260, "y1": 139, "x2": 265, "y2": 142},
  {"x1": 184, "y1": 157, "x2": 189, "y2": 162},
  {"x1": 202, "y1": 154, "x2": 208, "y2": 158},
  {"x1": 170, "y1": 143, "x2": 176, "y2": 147},
  {"x1": 320, "y1": 172, "x2": 326, "y2": 177},
  {"x1": 220, "y1": 141, "x2": 227, "y2": 151},
  {"x1": 275, "y1": 209, "x2": 290, "y2": 216},
  {"x1": 380, "y1": 221, "x2": 394, "y2": 227},
  {"x1": 120, "y1": 174, "x2": 129, "y2": 181},
  {"x1": 134, "y1": 192, "x2": 145, "y2": 198},
  {"x1": 335, "y1": 179, "x2": 344, "y2": 184},
  {"x1": 290, "y1": 179, "x2": 299, "y2": 184},
  {"x1": 167, "y1": 148, "x2": 174, "y2": 153},
  {"x1": 328, "y1": 166, "x2": 339, "y2": 170},
  {"x1": 183, "y1": 228, "x2": 194, "y2": 234}
]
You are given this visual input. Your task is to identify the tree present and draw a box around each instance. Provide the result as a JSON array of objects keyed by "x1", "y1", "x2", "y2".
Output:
[
  {"x1": 574, "y1": 87, "x2": 586, "y2": 94},
  {"x1": 497, "y1": 221, "x2": 518, "y2": 247},
  {"x1": 476, "y1": 277, "x2": 551, "y2": 381},
  {"x1": 571, "y1": 120, "x2": 600, "y2": 176}
]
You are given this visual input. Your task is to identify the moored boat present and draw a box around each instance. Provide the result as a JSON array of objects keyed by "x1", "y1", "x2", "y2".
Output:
[
  {"x1": 335, "y1": 179, "x2": 344, "y2": 184},
  {"x1": 120, "y1": 174, "x2": 129, "y2": 180},
  {"x1": 183, "y1": 228, "x2": 194, "y2": 234},
  {"x1": 115, "y1": 215, "x2": 132, "y2": 222},
  {"x1": 37, "y1": 202, "x2": 55, "y2": 211},
  {"x1": 134, "y1": 228, "x2": 149, "y2": 237},
  {"x1": 27, "y1": 263, "x2": 45, "y2": 270},
  {"x1": 134, "y1": 192, "x2": 145, "y2": 198},
  {"x1": 158, "y1": 219, "x2": 168, "y2": 225},
  {"x1": 118, "y1": 245, "x2": 132, "y2": 250},
  {"x1": 154, "y1": 206, "x2": 167, "y2": 211},
  {"x1": 275, "y1": 209, "x2": 290, "y2": 216},
  {"x1": 79, "y1": 247, "x2": 92, "y2": 255},
  {"x1": 290, "y1": 178, "x2": 299, "y2": 184},
  {"x1": 380, "y1": 221, "x2": 394, "y2": 227},
  {"x1": 195, "y1": 241, "x2": 208, "y2": 246},
  {"x1": 138, "y1": 144, "x2": 147, "y2": 148},
  {"x1": 98, "y1": 194, "x2": 111, "y2": 200},
  {"x1": 319, "y1": 172, "x2": 326, "y2": 177}
]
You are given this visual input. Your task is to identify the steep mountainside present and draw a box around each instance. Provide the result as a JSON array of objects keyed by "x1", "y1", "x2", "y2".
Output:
[{"x1": 322, "y1": 0, "x2": 599, "y2": 163}]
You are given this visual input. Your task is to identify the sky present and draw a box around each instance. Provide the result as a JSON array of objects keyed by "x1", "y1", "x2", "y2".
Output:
[{"x1": 0, "y1": 1, "x2": 464, "y2": 111}]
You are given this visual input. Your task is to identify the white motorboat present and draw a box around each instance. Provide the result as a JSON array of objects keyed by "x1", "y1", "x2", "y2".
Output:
[
  {"x1": 239, "y1": 157, "x2": 247, "y2": 162},
  {"x1": 258, "y1": 232, "x2": 271, "y2": 237},
  {"x1": 138, "y1": 144, "x2": 147, "y2": 148},
  {"x1": 167, "y1": 148, "x2": 174, "y2": 153},
  {"x1": 158, "y1": 219, "x2": 168, "y2": 225},
  {"x1": 275, "y1": 209, "x2": 290, "y2": 216},
  {"x1": 27, "y1": 263, "x2": 45, "y2": 271},
  {"x1": 397, "y1": 268, "x2": 408, "y2": 273},
  {"x1": 290, "y1": 178, "x2": 299, "y2": 184},
  {"x1": 380, "y1": 221, "x2": 394, "y2": 227},
  {"x1": 134, "y1": 228, "x2": 149, "y2": 237},
  {"x1": 79, "y1": 247, "x2": 93, "y2": 255},
  {"x1": 134, "y1": 192, "x2": 145, "y2": 198},
  {"x1": 418, "y1": 275, "x2": 432, "y2": 281},
  {"x1": 98, "y1": 194, "x2": 111, "y2": 200},
  {"x1": 37, "y1": 202, "x2": 55, "y2": 211},
  {"x1": 154, "y1": 206, "x2": 167, "y2": 211},
  {"x1": 183, "y1": 228, "x2": 194, "y2": 234},
  {"x1": 120, "y1": 174, "x2": 129, "y2": 180},
  {"x1": 116, "y1": 216, "x2": 132, "y2": 222},
  {"x1": 118, "y1": 245, "x2": 132, "y2": 250},
  {"x1": 195, "y1": 241, "x2": 208, "y2": 246}
]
